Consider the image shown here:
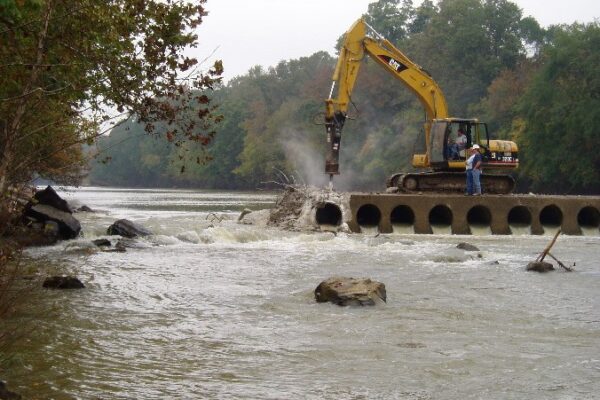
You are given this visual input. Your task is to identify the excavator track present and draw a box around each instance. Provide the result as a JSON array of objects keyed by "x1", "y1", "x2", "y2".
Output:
[{"x1": 386, "y1": 172, "x2": 515, "y2": 194}]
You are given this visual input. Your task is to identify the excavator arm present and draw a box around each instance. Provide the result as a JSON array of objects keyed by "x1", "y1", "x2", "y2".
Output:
[{"x1": 325, "y1": 18, "x2": 449, "y2": 176}]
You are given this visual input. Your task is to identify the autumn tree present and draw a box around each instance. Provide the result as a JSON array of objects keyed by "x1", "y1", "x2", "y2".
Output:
[{"x1": 0, "y1": 0, "x2": 222, "y2": 202}]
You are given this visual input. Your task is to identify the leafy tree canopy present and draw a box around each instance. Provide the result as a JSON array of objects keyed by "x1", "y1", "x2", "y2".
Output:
[
  {"x1": 0, "y1": 0, "x2": 222, "y2": 197},
  {"x1": 518, "y1": 22, "x2": 600, "y2": 193}
]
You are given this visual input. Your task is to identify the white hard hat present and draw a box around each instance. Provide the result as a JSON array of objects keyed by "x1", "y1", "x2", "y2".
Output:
[{"x1": 471, "y1": 144, "x2": 480, "y2": 149}]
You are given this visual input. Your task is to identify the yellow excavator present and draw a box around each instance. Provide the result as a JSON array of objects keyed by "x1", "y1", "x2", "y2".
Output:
[{"x1": 324, "y1": 18, "x2": 518, "y2": 193}]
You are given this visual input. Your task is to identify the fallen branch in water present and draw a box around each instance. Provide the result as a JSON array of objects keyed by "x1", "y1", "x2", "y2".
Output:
[
  {"x1": 546, "y1": 251, "x2": 574, "y2": 272},
  {"x1": 536, "y1": 229, "x2": 561, "y2": 262},
  {"x1": 528, "y1": 229, "x2": 573, "y2": 272}
]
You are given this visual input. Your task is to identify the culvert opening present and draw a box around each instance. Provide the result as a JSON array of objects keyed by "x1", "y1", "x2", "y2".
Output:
[
  {"x1": 578, "y1": 206, "x2": 600, "y2": 229},
  {"x1": 391, "y1": 205, "x2": 415, "y2": 225},
  {"x1": 429, "y1": 205, "x2": 452, "y2": 230},
  {"x1": 508, "y1": 205, "x2": 532, "y2": 234},
  {"x1": 391, "y1": 205, "x2": 415, "y2": 233},
  {"x1": 315, "y1": 202, "x2": 342, "y2": 226},
  {"x1": 356, "y1": 204, "x2": 381, "y2": 228},
  {"x1": 539, "y1": 205, "x2": 563, "y2": 227},
  {"x1": 508, "y1": 206, "x2": 532, "y2": 226},
  {"x1": 467, "y1": 206, "x2": 492, "y2": 226}
]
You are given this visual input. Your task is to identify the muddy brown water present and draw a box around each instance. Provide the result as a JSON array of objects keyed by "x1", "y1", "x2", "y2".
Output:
[{"x1": 3, "y1": 187, "x2": 600, "y2": 399}]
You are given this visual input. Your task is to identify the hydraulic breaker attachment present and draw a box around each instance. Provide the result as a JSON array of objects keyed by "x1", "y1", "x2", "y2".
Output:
[{"x1": 325, "y1": 110, "x2": 346, "y2": 176}]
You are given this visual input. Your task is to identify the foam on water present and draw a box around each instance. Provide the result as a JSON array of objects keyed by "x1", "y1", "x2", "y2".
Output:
[
  {"x1": 541, "y1": 225, "x2": 562, "y2": 236},
  {"x1": 358, "y1": 225, "x2": 379, "y2": 235},
  {"x1": 509, "y1": 223, "x2": 531, "y2": 235},
  {"x1": 392, "y1": 223, "x2": 415, "y2": 234},
  {"x1": 430, "y1": 223, "x2": 452, "y2": 235},
  {"x1": 580, "y1": 226, "x2": 600, "y2": 236},
  {"x1": 469, "y1": 224, "x2": 492, "y2": 235}
]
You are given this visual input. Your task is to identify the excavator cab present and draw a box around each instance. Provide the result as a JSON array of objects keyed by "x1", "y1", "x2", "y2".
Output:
[{"x1": 428, "y1": 119, "x2": 489, "y2": 170}]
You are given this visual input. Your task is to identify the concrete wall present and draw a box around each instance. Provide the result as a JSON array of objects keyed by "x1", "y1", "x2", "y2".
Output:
[{"x1": 345, "y1": 194, "x2": 600, "y2": 235}]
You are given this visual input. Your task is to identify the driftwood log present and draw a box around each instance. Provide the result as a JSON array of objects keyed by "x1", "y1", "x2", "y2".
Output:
[{"x1": 527, "y1": 229, "x2": 573, "y2": 272}]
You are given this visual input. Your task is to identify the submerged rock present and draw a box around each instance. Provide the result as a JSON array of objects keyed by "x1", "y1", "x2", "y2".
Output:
[
  {"x1": 176, "y1": 231, "x2": 201, "y2": 243},
  {"x1": 75, "y1": 205, "x2": 94, "y2": 213},
  {"x1": 457, "y1": 242, "x2": 480, "y2": 251},
  {"x1": 526, "y1": 261, "x2": 555, "y2": 273},
  {"x1": 43, "y1": 276, "x2": 85, "y2": 289},
  {"x1": 238, "y1": 208, "x2": 252, "y2": 221},
  {"x1": 237, "y1": 209, "x2": 270, "y2": 226},
  {"x1": 315, "y1": 277, "x2": 386, "y2": 306},
  {"x1": 107, "y1": 219, "x2": 152, "y2": 238},
  {"x1": 92, "y1": 238, "x2": 111, "y2": 247}
]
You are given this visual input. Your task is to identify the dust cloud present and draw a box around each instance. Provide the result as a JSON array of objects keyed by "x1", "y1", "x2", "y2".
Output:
[{"x1": 279, "y1": 128, "x2": 362, "y2": 192}]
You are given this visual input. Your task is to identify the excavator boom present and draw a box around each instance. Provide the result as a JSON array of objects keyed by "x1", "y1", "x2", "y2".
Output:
[{"x1": 325, "y1": 19, "x2": 448, "y2": 175}]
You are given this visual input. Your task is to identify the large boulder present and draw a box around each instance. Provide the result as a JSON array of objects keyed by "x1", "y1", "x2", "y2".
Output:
[
  {"x1": 32, "y1": 186, "x2": 71, "y2": 213},
  {"x1": 24, "y1": 204, "x2": 81, "y2": 239},
  {"x1": 315, "y1": 277, "x2": 386, "y2": 306},
  {"x1": 107, "y1": 219, "x2": 152, "y2": 238},
  {"x1": 21, "y1": 186, "x2": 81, "y2": 240}
]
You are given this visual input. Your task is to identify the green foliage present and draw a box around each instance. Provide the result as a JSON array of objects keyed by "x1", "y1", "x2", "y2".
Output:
[
  {"x1": 471, "y1": 60, "x2": 538, "y2": 137},
  {"x1": 0, "y1": 0, "x2": 222, "y2": 194},
  {"x1": 407, "y1": 0, "x2": 529, "y2": 114},
  {"x1": 518, "y1": 23, "x2": 600, "y2": 194},
  {"x1": 365, "y1": 0, "x2": 415, "y2": 43}
]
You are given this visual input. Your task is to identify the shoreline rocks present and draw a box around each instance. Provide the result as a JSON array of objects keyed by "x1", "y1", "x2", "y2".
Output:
[
  {"x1": 21, "y1": 186, "x2": 81, "y2": 241},
  {"x1": 42, "y1": 276, "x2": 85, "y2": 289}
]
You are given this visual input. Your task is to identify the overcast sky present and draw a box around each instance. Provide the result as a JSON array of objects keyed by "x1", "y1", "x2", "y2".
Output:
[{"x1": 194, "y1": 0, "x2": 600, "y2": 81}]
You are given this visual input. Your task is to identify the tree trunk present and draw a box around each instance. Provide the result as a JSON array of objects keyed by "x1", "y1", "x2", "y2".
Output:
[{"x1": 0, "y1": 1, "x2": 54, "y2": 196}]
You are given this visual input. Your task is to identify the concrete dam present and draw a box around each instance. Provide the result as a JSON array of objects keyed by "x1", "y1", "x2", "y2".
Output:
[{"x1": 315, "y1": 193, "x2": 600, "y2": 236}]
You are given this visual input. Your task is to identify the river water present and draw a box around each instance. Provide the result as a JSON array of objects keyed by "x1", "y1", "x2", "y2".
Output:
[{"x1": 5, "y1": 187, "x2": 600, "y2": 399}]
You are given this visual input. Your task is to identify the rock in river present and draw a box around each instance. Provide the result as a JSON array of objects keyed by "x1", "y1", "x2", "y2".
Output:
[
  {"x1": 315, "y1": 277, "x2": 386, "y2": 306},
  {"x1": 526, "y1": 261, "x2": 555, "y2": 273},
  {"x1": 456, "y1": 242, "x2": 480, "y2": 251},
  {"x1": 43, "y1": 276, "x2": 85, "y2": 289},
  {"x1": 107, "y1": 219, "x2": 153, "y2": 238}
]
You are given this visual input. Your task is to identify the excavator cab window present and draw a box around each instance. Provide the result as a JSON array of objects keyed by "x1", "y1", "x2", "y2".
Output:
[
  {"x1": 431, "y1": 121, "x2": 475, "y2": 165},
  {"x1": 429, "y1": 121, "x2": 448, "y2": 165},
  {"x1": 472, "y1": 123, "x2": 491, "y2": 159}
]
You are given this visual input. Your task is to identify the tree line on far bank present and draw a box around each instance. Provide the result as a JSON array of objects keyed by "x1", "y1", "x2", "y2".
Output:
[{"x1": 30, "y1": 1, "x2": 600, "y2": 194}]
